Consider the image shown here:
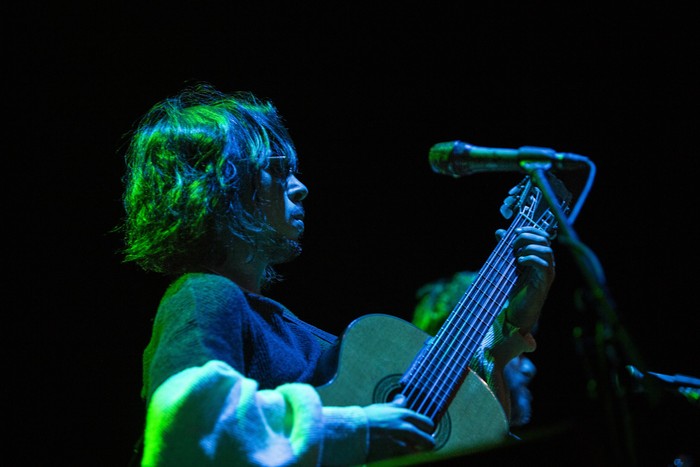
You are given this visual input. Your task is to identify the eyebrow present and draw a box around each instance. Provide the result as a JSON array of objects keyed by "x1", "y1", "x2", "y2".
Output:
[{"x1": 268, "y1": 155, "x2": 299, "y2": 173}]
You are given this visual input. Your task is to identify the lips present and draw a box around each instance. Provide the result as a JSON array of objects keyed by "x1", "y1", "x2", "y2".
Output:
[{"x1": 291, "y1": 213, "x2": 305, "y2": 231}]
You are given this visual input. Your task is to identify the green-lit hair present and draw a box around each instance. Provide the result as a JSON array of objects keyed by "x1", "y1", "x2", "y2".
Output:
[
  {"x1": 119, "y1": 83, "x2": 297, "y2": 275},
  {"x1": 412, "y1": 271, "x2": 477, "y2": 336}
]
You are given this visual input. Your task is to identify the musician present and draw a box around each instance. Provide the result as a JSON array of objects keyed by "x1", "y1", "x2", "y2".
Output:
[
  {"x1": 118, "y1": 82, "x2": 555, "y2": 466},
  {"x1": 413, "y1": 271, "x2": 538, "y2": 428}
]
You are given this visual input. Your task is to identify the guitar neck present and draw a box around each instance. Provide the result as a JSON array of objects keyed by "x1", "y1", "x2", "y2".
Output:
[{"x1": 400, "y1": 202, "x2": 546, "y2": 422}]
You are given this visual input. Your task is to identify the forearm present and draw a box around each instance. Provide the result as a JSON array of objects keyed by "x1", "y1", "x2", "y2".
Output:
[
  {"x1": 142, "y1": 360, "x2": 369, "y2": 467},
  {"x1": 468, "y1": 311, "x2": 537, "y2": 424},
  {"x1": 504, "y1": 282, "x2": 549, "y2": 336}
]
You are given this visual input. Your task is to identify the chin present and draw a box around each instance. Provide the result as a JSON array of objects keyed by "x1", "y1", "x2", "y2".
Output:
[{"x1": 269, "y1": 238, "x2": 302, "y2": 265}]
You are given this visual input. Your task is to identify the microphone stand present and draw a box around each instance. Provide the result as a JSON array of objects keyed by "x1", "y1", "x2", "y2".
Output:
[{"x1": 521, "y1": 160, "x2": 650, "y2": 466}]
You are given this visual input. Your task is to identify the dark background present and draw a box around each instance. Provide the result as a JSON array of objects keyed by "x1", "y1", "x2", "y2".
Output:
[{"x1": 14, "y1": 2, "x2": 698, "y2": 466}]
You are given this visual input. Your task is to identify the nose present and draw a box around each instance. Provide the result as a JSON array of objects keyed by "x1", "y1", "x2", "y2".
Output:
[
  {"x1": 518, "y1": 356, "x2": 537, "y2": 379},
  {"x1": 288, "y1": 174, "x2": 308, "y2": 202}
]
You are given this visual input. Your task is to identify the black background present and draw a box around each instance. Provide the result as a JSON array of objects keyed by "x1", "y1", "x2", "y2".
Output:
[{"x1": 14, "y1": 3, "x2": 699, "y2": 466}]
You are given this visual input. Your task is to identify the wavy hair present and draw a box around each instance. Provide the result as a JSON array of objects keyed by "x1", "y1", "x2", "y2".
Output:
[{"x1": 118, "y1": 83, "x2": 297, "y2": 276}]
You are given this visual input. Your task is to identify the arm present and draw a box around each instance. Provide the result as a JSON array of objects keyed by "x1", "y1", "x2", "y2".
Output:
[
  {"x1": 143, "y1": 360, "x2": 370, "y2": 466},
  {"x1": 470, "y1": 226, "x2": 555, "y2": 421},
  {"x1": 143, "y1": 361, "x2": 435, "y2": 466},
  {"x1": 143, "y1": 275, "x2": 435, "y2": 466}
]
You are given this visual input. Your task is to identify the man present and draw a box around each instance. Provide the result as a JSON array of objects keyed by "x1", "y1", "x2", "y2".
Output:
[{"x1": 118, "y1": 82, "x2": 555, "y2": 466}]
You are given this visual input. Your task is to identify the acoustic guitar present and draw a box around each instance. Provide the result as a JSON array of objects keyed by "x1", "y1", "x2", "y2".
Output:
[{"x1": 316, "y1": 175, "x2": 571, "y2": 465}]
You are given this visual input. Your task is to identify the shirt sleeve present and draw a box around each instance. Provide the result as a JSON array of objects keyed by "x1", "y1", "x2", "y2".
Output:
[
  {"x1": 142, "y1": 360, "x2": 369, "y2": 467},
  {"x1": 467, "y1": 310, "x2": 536, "y2": 424},
  {"x1": 468, "y1": 311, "x2": 537, "y2": 383}
]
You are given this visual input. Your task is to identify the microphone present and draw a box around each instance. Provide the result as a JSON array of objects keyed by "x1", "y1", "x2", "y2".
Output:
[
  {"x1": 429, "y1": 140, "x2": 590, "y2": 177},
  {"x1": 626, "y1": 365, "x2": 700, "y2": 406},
  {"x1": 626, "y1": 366, "x2": 700, "y2": 389}
]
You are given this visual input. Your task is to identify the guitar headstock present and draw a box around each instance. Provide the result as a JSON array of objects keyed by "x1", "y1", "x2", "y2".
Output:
[{"x1": 500, "y1": 174, "x2": 573, "y2": 235}]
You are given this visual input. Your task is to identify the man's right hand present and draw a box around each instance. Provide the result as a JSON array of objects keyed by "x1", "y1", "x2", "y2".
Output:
[{"x1": 363, "y1": 395, "x2": 436, "y2": 462}]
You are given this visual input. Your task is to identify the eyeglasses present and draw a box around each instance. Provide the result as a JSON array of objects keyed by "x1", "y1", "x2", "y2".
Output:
[{"x1": 265, "y1": 155, "x2": 296, "y2": 179}]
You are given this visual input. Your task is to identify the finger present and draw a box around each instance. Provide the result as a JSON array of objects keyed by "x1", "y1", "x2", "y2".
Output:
[
  {"x1": 515, "y1": 243, "x2": 553, "y2": 258},
  {"x1": 513, "y1": 231, "x2": 551, "y2": 250},
  {"x1": 389, "y1": 394, "x2": 407, "y2": 407},
  {"x1": 397, "y1": 424, "x2": 436, "y2": 451},
  {"x1": 517, "y1": 254, "x2": 550, "y2": 268},
  {"x1": 401, "y1": 411, "x2": 435, "y2": 434},
  {"x1": 515, "y1": 239, "x2": 552, "y2": 256},
  {"x1": 367, "y1": 431, "x2": 432, "y2": 463}
]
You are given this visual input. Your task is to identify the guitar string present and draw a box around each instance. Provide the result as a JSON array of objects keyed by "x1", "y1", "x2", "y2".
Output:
[
  {"x1": 402, "y1": 193, "x2": 546, "y2": 419},
  {"x1": 412, "y1": 192, "x2": 559, "y2": 421},
  {"x1": 401, "y1": 215, "x2": 523, "y2": 416},
  {"x1": 416, "y1": 211, "x2": 531, "y2": 418},
  {"x1": 405, "y1": 215, "x2": 525, "y2": 418},
  {"x1": 414, "y1": 192, "x2": 549, "y2": 418}
]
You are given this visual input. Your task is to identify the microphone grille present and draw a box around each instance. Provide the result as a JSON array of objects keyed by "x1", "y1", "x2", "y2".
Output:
[{"x1": 429, "y1": 141, "x2": 469, "y2": 177}]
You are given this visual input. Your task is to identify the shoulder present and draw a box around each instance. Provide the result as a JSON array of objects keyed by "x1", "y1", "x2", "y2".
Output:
[
  {"x1": 158, "y1": 273, "x2": 251, "y2": 324},
  {"x1": 164, "y1": 273, "x2": 245, "y2": 303}
]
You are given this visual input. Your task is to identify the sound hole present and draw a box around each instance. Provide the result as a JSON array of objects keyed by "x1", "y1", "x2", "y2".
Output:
[{"x1": 373, "y1": 374, "x2": 452, "y2": 450}]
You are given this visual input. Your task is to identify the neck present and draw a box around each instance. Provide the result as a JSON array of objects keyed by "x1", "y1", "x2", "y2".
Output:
[
  {"x1": 206, "y1": 245, "x2": 268, "y2": 294},
  {"x1": 207, "y1": 265, "x2": 263, "y2": 294}
]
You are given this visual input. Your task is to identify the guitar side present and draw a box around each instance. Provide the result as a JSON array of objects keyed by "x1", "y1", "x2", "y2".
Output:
[{"x1": 316, "y1": 314, "x2": 509, "y2": 464}]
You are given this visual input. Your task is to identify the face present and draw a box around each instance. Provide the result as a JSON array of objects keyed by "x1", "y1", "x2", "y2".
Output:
[
  {"x1": 504, "y1": 354, "x2": 536, "y2": 389},
  {"x1": 259, "y1": 170, "x2": 308, "y2": 238},
  {"x1": 256, "y1": 158, "x2": 308, "y2": 262}
]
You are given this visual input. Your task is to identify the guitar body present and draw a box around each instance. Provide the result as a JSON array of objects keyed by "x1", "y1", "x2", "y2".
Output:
[{"x1": 316, "y1": 314, "x2": 509, "y2": 464}]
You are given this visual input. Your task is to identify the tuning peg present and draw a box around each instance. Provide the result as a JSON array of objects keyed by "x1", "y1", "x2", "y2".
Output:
[{"x1": 500, "y1": 201, "x2": 514, "y2": 219}]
